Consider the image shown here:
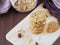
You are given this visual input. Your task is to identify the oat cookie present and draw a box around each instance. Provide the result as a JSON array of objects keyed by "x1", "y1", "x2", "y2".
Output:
[{"x1": 13, "y1": 0, "x2": 37, "y2": 12}]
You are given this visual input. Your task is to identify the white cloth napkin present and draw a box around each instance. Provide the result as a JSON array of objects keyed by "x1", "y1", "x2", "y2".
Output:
[{"x1": 0, "y1": 0, "x2": 11, "y2": 15}]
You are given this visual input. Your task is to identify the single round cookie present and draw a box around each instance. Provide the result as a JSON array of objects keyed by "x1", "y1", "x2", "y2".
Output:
[
  {"x1": 10, "y1": 0, "x2": 37, "y2": 12},
  {"x1": 47, "y1": 22, "x2": 59, "y2": 33},
  {"x1": 30, "y1": 9, "x2": 50, "y2": 34},
  {"x1": 46, "y1": 16, "x2": 59, "y2": 33}
]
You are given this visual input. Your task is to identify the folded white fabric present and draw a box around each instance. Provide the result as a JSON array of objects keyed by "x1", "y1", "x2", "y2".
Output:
[
  {"x1": 52, "y1": 0, "x2": 60, "y2": 9},
  {"x1": 0, "y1": 0, "x2": 11, "y2": 15}
]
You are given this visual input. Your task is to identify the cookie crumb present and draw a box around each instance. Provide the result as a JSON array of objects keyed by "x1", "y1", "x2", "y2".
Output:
[
  {"x1": 18, "y1": 30, "x2": 25, "y2": 38},
  {"x1": 18, "y1": 33, "x2": 22, "y2": 38},
  {"x1": 36, "y1": 42, "x2": 38, "y2": 45}
]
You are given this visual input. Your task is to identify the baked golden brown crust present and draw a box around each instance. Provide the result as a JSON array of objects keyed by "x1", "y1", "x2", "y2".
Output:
[
  {"x1": 47, "y1": 21, "x2": 59, "y2": 33},
  {"x1": 29, "y1": 9, "x2": 50, "y2": 34}
]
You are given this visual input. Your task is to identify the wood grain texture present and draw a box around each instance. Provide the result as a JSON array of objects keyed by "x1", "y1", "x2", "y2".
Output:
[{"x1": 0, "y1": 7, "x2": 29, "y2": 45}]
